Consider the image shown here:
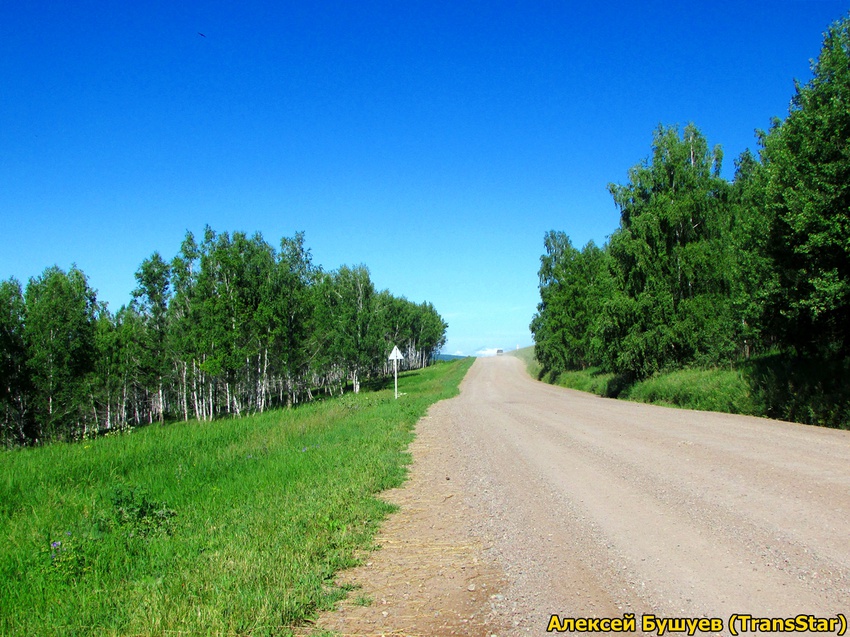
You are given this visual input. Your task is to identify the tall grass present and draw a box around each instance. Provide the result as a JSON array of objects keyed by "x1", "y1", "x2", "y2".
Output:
[
  {"x1": 621, "y1": 367, "x2": 761, "y2": 415},
  {"x1": 741, "y1": 351, "x2": 850, "y2": 428},
  {"x1": 0, "y1": 358, "x2": 473, "y2": 636},
  {"x1": 551, "y1": 368, "x2": 622, "y2": 397},
  {"x1": 532, "y1": 359, "x2": 760, "y2": 416},
  {"x1": 510, "y1": 349, "x2": 623, "y2": 397},
  {"x1": 522, "y1": 345, "x2": 849, "y2": 428}
]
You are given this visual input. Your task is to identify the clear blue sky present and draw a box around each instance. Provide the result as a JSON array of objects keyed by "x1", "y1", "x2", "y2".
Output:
[{"x1": 2, "y1": 1, "x2": 847, "y2": 356}]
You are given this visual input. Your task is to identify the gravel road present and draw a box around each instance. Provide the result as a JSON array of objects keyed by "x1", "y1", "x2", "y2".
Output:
[{"x1": 316, "y1": 355, "x2": 850, "y2": 636}]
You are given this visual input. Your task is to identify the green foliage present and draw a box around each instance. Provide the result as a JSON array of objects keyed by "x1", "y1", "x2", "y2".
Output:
[
  {"x1": 0, "y1": 358, "x2": 472, "y2": 635},
  {"x1": 109, "y1": 484, "x2": 176, "y2": 538},
  {"x1": 531, "y1": 13, "x2": 850, "y2": 427},
  {"x1": 5, "y1": 228, "x2": 448, "y2": 444},
  {"x1": 131, "y1": 252, "x2": 172, "y2": 423},
  {"x1": 353, "y1": 593, "x2": 373, "y2": 607},
  {"x1": 530, "y1": 233, "x2": 612, "y2": 373},
  {"x1": 621, "y1": 367, "x2": 761, "y2": 415},
  {"x1": 757, "y1": 14, "x2": 850, "y2": 356},
  {"x1": 743, "y1": 352, "x2": 850, "y2": 428},
  {"x1": 528, "y1": 342, "x2": 850, "y2": 428},
  {"x1": 604, "y1": 124, "x2": 735, "y2": 376},
  {"x1": 727, "y1": 149, "x2": 779, "y2": 357},
  {"x1": 551, "y1": 367, "x2": 622, "y2": 397},
  {"x1": 0, "y1": 278, "x2": 31, "y2": 446},
  {"x1": 533, "y1": 125, "x2": 737, "y2": 381},
  {"x1": 23, "y1": 266, "x2": 98, "y2": 441},
  {"x1": 317, "y1": 265, "x2": 382, "y2": 394}
]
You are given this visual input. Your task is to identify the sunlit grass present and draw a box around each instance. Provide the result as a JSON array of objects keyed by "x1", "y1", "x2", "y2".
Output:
[
  {"x1": 0, "y1": 358, "x2": 473, "y2": 636},
  {"x1": 621, "y1": 367, "x2": 760, "y2": 415},
  {"x1": 552, "y1": 367, "x2": 619, "y2": 396},
  {"x1": 520, "y1": 350, "x2": 761, "y2": 417}
]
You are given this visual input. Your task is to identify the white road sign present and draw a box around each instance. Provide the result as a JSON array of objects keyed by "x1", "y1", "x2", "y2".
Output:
[{"x1": 388, "y1": 345, "x2": 403, "y2": 399}]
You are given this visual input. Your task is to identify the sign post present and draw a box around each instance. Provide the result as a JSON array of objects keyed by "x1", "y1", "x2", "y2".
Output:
[{"x1": 388, "y1": 345, "x2": 404, "y2": 399}]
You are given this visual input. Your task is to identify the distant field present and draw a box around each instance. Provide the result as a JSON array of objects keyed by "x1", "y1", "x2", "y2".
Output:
[
  {"x1": 434, "y1": 353, "x2": 467, "y2": 361},
  {"x1": 0, "y1": 358, "x2": 473, "y2": 636}
]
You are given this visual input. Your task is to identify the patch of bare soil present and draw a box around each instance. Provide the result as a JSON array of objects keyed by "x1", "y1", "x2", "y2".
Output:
[{"x1": 303, "y1": 400, "x2": 512, "y2": 637}]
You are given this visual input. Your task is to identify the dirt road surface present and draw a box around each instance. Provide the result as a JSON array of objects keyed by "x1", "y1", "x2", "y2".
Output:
[{"x1": 312, "y1": 356, "x2": 850, "y2": 636}]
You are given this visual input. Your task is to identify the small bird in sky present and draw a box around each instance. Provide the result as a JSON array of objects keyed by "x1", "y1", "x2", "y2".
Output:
[{"x1": 197, "y1": 32, "x2": 206, "y2": 37}]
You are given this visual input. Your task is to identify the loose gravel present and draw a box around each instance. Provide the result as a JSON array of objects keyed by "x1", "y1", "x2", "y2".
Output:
[{"x1": 311, "y1": 356, "x2": 850, "y2": 636}]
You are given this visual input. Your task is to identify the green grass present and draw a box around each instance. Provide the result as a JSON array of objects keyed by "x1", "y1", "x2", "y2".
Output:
[
  {"x1": 552, "y1": 367, "x2": 621, "y2": 396},
  {"x1": 526, "y1": 356, "x2": 759, "y2": 416},
  {"x1": 512, "y1": 348, "x2": 625, "y2": 398},
  {"x1": 740, "y1": 352, "x2": 850, "y2": 428},
  {"x1": 521, "y1": 347, "x2": 850, "y2": 428},
  {"x1": 352, "y1": 594, "x2": 372, "y2": 607},
  {"x1": 621, "y1": 367, "x2": 761, "y2": 415},
  {"x1": 0, "y1": 358, "x2": 473, "y2": 636}
]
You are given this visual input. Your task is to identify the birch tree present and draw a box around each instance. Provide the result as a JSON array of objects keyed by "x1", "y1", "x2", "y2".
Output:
[
  {"x1": 0, "y1": 278, "x2": 32, "y2": 445},
  {"x1": 24, "y1": 266, "x2": 97, "y2": 440}
]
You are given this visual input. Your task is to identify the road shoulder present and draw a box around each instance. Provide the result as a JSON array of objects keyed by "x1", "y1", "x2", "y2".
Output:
[{"x1": 305, "y1": 392, "x2": 511, "y2": 637}]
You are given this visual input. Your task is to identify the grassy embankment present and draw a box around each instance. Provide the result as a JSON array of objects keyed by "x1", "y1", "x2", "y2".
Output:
[
  {"x1": 512, "y1": 347, "x2": 849, "y2": 428},
  {"x1": 0, "y1": 358, "x2": 473, "y2": 636}
]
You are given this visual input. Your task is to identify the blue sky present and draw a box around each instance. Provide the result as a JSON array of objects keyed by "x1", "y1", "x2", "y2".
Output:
[{"x1": 1, "y1": 1, "x2": 847, "y2": 356}]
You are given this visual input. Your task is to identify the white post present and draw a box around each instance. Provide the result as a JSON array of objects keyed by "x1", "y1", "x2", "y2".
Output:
[{"x1": 388, "y1": 344, "x2": 403, "y2": 400}]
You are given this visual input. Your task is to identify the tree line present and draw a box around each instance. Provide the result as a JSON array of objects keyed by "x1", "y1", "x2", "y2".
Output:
[
  {"x1": 531, "y1": 15, "x2": 849, "y2": 423},
  {"x1": 0, "y1": 228, "x2": 447, "y2": 445}
]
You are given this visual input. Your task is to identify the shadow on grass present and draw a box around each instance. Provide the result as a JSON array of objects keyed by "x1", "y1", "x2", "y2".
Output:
[
  {"x1": 537, "y1": 353, "x2": 850, "y2": 429},
  {"x1": 361, "y1": 374, "x2": 395, "y2": 392},
  {"x1": 540, "y1": 366, "x2": 633, "y2": 399},
  {"x1": 744, "y1": 352, "x2": 850, "y2": 429},
  {"x1": 603, "y1": 372, "x2": 633, "y2": 398}
]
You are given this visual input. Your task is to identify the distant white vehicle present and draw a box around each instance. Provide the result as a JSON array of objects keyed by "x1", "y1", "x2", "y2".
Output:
[{"x1": 496, "y1": 349, "x2": 503, "y2": 356}]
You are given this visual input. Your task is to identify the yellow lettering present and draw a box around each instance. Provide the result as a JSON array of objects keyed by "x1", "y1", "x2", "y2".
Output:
[
  {"x1": 546, "y1": 614, "x2": 643, "y2": 633},
  {"x1": 669, "y1": 618, "x2": 686, "y2": 632},
  {"x1": 722, "y1": 614, "x2": 842, "y2": 634},
  {"x1": 729, "y1": 613, "x2": 747, "y2": 635},
  {"x1": 644, "y1": 614, "x2": 658, "y2": 633}
]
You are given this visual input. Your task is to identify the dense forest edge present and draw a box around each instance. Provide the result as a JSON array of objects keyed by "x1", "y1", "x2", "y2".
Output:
[
  {"x1": 0, "y1": 227, "x2": 448, "y2": 446},
  {"x1": 530, "y1": 14, "x2": 850, "y2": 429}
]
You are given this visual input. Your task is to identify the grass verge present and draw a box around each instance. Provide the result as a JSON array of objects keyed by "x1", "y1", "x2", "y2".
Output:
[
  {"x1": 517, "y1": 346, "x2": 850, "y2": 428},
  {"x1": 620, "y1": 367, "x2": 760, "y2": 415},
  {"x1": 0, "y1": 358, "x2": 473, "y2": 636}
]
